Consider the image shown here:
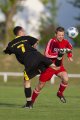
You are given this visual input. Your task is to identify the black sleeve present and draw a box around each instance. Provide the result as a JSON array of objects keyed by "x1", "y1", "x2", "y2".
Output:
[
  {"x1": 26, "y1": 36, "x2": 38, "y2": 46},
  {"x1": 3, "y1": 43, "x2": 13, "y2": 54}
]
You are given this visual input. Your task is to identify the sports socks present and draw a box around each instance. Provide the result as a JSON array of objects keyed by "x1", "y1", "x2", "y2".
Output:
[
  {"x1": 31, "y1": 88, "x2": 40, "y2": 104},
  {"x1": 24, "y1": 87, "x2": 32, "y2": 105},
  {"x1": 57, "y1": 81, "x2": 68, "y2": 96}
]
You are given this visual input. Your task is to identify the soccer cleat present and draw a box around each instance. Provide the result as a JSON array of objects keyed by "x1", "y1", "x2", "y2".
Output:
[
  {"x1": 22, "y1": 103, "x2": 33, "y2": 109},
  {"x1": 22, "y1": 101, "x2": 33, "y2": 109},
  {"x1": 57, "y1": 93, "x2": 66, "y2": 103}
]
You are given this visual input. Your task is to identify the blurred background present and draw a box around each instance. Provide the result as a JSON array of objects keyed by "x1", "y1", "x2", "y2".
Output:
[
  {"x1": 0, "y1": 0, "x2": 80, "y2": 47},
  {"x1": 0, "y1": 1, "x2": 80, "y2": 119},
  {"x1": 0, "y1": 0, "x2": 80, "y2": 79}
]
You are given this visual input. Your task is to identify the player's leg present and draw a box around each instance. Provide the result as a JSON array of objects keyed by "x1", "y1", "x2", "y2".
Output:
[
  {"x1": 23, "y1": 71, "x2": 33, "y2": 108},
  {"x1": 32, "y1": 81, "x2": 46, "y2": 104},
  {"x1": 32, "y1": 67, "x2": 55, "y2": 105},
  {"x1": 23, "y1": 67, "x2": 41, "y2": 108},
  {"x1": 57, "y1": 71, "x2": 68, "y2": 103}
]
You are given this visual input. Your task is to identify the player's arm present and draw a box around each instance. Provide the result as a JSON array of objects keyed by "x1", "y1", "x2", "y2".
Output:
[
  {"x1": 41, "y1": 56, "x2": 60, "y2": 71},
  {"x1": 3, "y1": 43, "x2": 13, "y2": 54},
  {"x1": 55, "y1": 47, "x2": 73, "y2": 66},
  {"x1": 49, "y1": 63, "x2": 60, "y2": 70},
  {"x1": 66, "y1": 41, "x2": 73, "y2": 61},
  {"x1": 25, "y1": 36, "x2": 39, "y2": 46},
  {"x1": 45, "y1": 39, "x2": 58, "y2": 58}
]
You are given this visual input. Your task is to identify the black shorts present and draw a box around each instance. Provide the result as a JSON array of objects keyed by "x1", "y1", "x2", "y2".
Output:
[{"x1": 24, "y1": 51, "x2": 52, "y2": 80}]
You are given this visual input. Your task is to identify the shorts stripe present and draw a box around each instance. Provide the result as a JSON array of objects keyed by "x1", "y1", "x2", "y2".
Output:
[{"x1": 24, "y1": 71, "x2": 29, "y2": 80}]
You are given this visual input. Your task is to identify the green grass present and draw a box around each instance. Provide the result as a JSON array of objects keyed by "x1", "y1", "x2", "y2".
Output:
[
  {"x1": 0, "y1": 78, "x2": 80, "y2": 120},
  {"x1": 0, "y1": 48, "x2": 80, "y2": 120}
]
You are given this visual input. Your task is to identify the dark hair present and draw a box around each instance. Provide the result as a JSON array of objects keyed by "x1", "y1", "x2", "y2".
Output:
[
  {"x1": 13, "y1": 26, "x2": 23, "y2": 36},
  {"x1": 55, "y1": 26, "x2": 65, "y2": 34}
]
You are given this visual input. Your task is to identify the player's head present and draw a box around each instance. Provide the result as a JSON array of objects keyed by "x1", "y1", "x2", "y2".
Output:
[
  {"x1": 13, "y1": 26, "x2": 26, "y2": 36},
  {"x1": 55, "y1": 27, "x2": 65, "y2": 41}
]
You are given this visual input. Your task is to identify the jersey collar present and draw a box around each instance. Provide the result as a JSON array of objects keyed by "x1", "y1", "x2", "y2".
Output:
[{"x1": 15, "y1": 36, "x2": 20, "y2": 38}]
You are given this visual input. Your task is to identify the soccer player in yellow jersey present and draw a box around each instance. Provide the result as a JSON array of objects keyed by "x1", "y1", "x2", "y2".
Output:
[{"x1": 4, "y1": 26, "x2": 59, "y2": 108}]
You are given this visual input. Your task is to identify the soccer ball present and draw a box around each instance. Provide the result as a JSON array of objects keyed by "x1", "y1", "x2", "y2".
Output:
[{"x1": 67, "y1": 27, "x2": 79, "y2": 38}]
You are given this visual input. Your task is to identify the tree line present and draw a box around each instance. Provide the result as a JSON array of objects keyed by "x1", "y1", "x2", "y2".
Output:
[{"x1": 0, "y1": 0, "x2": 80, "y2": 47}]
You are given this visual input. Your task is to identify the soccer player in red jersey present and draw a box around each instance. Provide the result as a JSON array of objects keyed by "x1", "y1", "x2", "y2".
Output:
[{"x1": 32, "y1": 26, "x2": 73, "y2": 104}]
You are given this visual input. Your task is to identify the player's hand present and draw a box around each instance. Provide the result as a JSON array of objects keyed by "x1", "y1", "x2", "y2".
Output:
[
  {"x1": 3, "y1": 48, "x2": 12, "y2": 54},
  {"x1": 3, "y1": 49, "x2": 7, "y2": 54},
  {"x1": 59, "y1": 48, "x2": 66, "y2": 54},
  {"x1": 66, "y1": 48, "x2": 72, "y2": 53},
  {"x1": 50, "y1": 63, "x2": 60, "y2": 70},
  {"x1": 68, "y1": 57, "x2": 73, "y2": 62},
  {"x1": 52, "y1": 66, "x2": 60, "y2": 70},
  {"x1": 58, "y1": 49, "x2": 66, "y2": 58},
  {"x1": 59, "y1": 48, "x2": 72, "y2": 55}
]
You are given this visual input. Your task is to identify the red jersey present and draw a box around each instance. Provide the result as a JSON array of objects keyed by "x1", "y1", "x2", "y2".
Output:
[{"x1": 45, "y1": 37, "x2": 73, "y2": 65}]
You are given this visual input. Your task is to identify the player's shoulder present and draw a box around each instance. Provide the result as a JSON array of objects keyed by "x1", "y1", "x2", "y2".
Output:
[
  {"x1": 19, "y1": 36, "x2": 31, "y2": 40},
  {"x1": 26, "y1": 35, "x2": 37, "y2": 39},
  {"x1": 63, "y1": 38, "x2": 70, "y2": 43},
  {"x1": 63, "y1": 38, "x2": 72, "y2": 46},
  {"x1": 8, "y1": 36, "x2": 27, "y2": 46},
  {"x1": 14, "y1": 36, "x2": 36, "y2": 42},
  {"x1": 49, "y1": 37, "x2": 57, "y2": 42}
]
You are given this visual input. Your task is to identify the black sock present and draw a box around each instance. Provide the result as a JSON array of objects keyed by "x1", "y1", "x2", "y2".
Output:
[{"x1": 24, "y1": 87, "x2": 32, "y2": 98}]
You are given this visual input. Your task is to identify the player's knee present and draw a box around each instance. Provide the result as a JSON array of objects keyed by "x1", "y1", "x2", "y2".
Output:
[
  {"x1": 36, "y1": 82, "x2": 46, "y2": 91},
  {"x1": 24, "y1": 79, "x2": 31, "y2": 88},
  {"x1": 63, "y1": 77, "x2": 69, "y2": 83}
]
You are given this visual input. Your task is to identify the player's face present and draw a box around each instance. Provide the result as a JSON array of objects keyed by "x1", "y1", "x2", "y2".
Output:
[
  {"x1": 56, "y1": 31, "x2": 64, "y2": 41},
  {"x1": 18, "y1": 29, "x2": 26, "y2": 36}
]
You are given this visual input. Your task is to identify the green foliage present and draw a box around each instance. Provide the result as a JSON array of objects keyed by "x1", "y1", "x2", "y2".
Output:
[
  {"x1": 39, "y1": 0, "x2": 57, "y2": 47},
  {"x1": 0, "y1": 0, "x2": 17, "y2": 14},
  {"x1": 42, "y1": 0, "x2": 57, "y2": 25},
  {"x1": 40, "y1": 0, "x2": 49, "y2": 4},
  {"x1": 39, "y1": 25, "x2": 55, "y2": 47},
  {"x1": 0, "y1": 0, "x2": 22, "y2": 45}
]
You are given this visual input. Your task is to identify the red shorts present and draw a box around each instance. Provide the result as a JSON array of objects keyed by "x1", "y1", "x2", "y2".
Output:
[{"x1": 39, "y1": 66, "x2": 66, "y2": 82}]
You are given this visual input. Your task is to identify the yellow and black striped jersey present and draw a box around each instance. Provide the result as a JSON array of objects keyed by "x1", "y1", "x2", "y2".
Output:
[{"x1": 4, "y1": 36, "x2": 38, "y2": 64}]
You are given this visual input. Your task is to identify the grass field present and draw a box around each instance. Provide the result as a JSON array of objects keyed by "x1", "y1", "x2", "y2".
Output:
[
  {"x1": 0, "y1": 77, "x2": 80, "y2": 120},
  {"x1": 0, "y1": 48, "x2": 80, "y2": 120}
]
